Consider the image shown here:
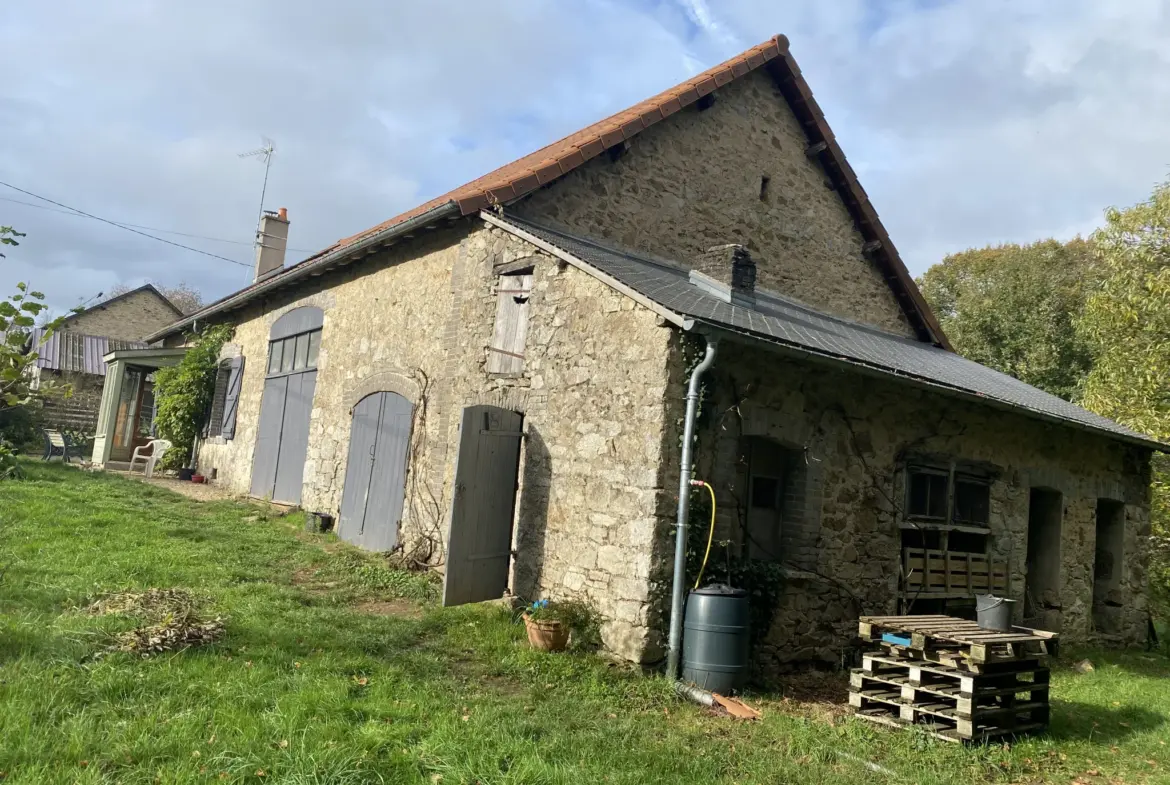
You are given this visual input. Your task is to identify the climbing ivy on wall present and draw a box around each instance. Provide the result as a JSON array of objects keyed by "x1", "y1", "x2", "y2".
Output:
[{"x1": 153, "y1": 324, "x2": 233, "y2": 470}]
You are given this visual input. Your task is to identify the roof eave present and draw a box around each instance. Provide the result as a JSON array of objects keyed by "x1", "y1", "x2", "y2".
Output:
[
  {"x1": 691, "y1": 321, "x2": 1166, "y2": 453},
  {"x1": 145, "y1": 201, "x2": 463, "y2": 343}
]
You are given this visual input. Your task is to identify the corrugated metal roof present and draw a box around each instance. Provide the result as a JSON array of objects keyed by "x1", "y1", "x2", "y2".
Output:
[
  {"x1": 493, "y1": 214, "x2": 1166, "y2": 452},
  {"x1": 28, "y1": 329, "x2": 146, "y2": 376}
]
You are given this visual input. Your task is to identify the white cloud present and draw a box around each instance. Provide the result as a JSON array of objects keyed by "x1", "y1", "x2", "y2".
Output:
[{"x1": 2, "y1": 0, "x2": 1169, "y2": 314}]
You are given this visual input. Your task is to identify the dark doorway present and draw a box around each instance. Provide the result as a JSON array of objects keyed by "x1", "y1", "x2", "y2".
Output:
[
  {"x1": 1025, "y1": 488, "x2": 1063, "y2": 630},
  {"x1": 337, "y1": 392, "x2": 413, "y2": 552},
  {"x1": 443, "y1": 405, "x2": 523, "y2": 607},
  {"x1": 1093, "y1": 499, "x2": 1125, "y2": 634}
]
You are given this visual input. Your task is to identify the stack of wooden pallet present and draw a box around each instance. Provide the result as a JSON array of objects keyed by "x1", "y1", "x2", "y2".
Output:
[{"x1": 849, "y1": 615, "x2": 1058, "y2": 743}]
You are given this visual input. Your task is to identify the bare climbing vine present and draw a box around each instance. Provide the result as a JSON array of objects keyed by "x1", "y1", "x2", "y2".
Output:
[{"x1": 400, "y1": 368, "x2": 447, "y2": 569}]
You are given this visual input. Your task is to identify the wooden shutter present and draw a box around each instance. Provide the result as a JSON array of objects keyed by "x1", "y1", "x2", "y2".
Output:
[
  {"x1": 206, "y1": 362, "x2": 231, "y2": 438},
  {"x1": 486, "y1": 273, "x2": 532, "y2": 374},
  {"x1": 221, "y1": 356, "x2": 245, "y2": 440}
]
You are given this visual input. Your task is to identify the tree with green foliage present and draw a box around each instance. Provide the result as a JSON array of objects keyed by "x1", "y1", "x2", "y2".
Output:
[
  {"x1": 152, "y1": 324, "x2": 233, "y2": 470},
  {"x1": 1077, "y1": 181, "x2": 1170, "y2": 615},
  {"x1": 918, "y1": 238, "x2": 1099, "y2": 400},
  {"x1": 0, "y1": 226, "x2": 71, "y2": 478}
]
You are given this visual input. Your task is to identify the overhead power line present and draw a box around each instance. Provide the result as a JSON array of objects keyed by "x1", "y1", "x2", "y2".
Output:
[
  {"x1": 0, "y1": 181, "x2": 251, "y2": 268},
  {"x1": 0, "y1": 195, "x2": 312, "y2": 252}
]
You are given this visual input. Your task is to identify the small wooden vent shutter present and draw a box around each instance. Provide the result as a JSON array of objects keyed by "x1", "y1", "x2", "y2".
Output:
[
  {"x1": 486, "y1": 272, "x2": 532, "y2": 374},
  {"x1": 221, "y1": 356, "x2": 245, "y2": 439}
]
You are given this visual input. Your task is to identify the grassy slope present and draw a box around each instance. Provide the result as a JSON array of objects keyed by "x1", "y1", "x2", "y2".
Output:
[{"x1": 0, "y1": 463, "x2": 1166, "y2": 784}]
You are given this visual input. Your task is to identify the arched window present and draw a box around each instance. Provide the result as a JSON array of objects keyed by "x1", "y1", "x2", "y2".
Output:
[{"x1": 267, "y1": 306, "x2": 324, "y2": 376}]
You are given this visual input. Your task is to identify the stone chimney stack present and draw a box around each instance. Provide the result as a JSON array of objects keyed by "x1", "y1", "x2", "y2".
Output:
[
  {"x1": 254, "y1": 207, "x2": 289, "y2": 281},
  {"x1": 693, "y1": 244, "x2": 756, "y2": 305}
]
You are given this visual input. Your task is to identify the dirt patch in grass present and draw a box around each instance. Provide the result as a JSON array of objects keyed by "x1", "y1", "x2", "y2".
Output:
[
  {"x1": 755, "y1": 670, "x2": 850, "y2": 723},
  {"x1": 291, "y1": 566, "x2": 341, "y2": 595},
  {"x1": 353, "y1": 598, "x2": 423, "y2": 619}
]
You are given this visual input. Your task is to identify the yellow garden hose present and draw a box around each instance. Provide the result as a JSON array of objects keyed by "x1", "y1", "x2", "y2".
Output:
[{"x1": 691, "y1": 480, "x2": 717, "y2": 590}]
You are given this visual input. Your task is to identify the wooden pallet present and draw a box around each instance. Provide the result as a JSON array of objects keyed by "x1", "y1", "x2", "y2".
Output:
[
  {"x1": 903, "y1": 548, "x2": 1008, "y2": 597},
  {"x1": 848, "y1": 648, "x2": 1050, "y2": 743},
  {"x1": 859, "y1": 615, "x2": 1058, "y2": 663},
  {"x1": 852, "y1": 701, "x2": 1047, "y2": 744},
  {"x1": 872, "y1": 641, "x2": 1048, "y2": 675}
]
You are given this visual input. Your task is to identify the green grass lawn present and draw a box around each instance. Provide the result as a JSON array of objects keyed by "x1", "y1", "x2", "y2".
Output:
[{"x1": 0, "y1": 463, "x2": 1167, "y2": 784}]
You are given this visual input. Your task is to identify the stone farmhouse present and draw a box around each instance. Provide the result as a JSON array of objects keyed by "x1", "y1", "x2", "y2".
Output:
[{"x1": 130, "y1": 36, "x2": 1162, "y2": 667}]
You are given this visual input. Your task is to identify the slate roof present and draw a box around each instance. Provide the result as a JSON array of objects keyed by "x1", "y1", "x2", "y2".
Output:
[
  {"x1": 150, "y1": 34, "x2": 945, "y2": 346},
  {"x1": 492, "y1": 213, "x2": 1165, "y2": 452}
]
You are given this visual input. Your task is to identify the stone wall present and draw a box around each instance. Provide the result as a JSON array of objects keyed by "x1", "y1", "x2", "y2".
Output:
[
  {"x1": 65, "y1": 288, "x2": 180, "y2": 342},
  {"x1": 437, "y1": 225, "x2": 678, "y2": 661},
  {"x1": 514, "y1": 68, "x2": 916, "y2": 338},
  {"x1": 685, "y1": 339, "x2": 1151, "y2": 673},
  {"x1": 193, "y1": 220, "x2": 677, "y2": 661},
  {"x1": 196, "y1": 228, "x2": 462, "y2": 524}
]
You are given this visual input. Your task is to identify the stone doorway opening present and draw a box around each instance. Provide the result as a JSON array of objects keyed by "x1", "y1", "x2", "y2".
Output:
[
  {"x1": 1025, "y1": 487, "x2": 1063, "y2": 629},
  {"x1": 1092, "y1": 499, "x2": 1126, "y2": 634}
]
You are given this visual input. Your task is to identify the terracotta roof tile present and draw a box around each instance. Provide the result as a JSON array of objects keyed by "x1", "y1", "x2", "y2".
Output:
[{"x1": 154, "y1": 34, "x2": 951, "y2": 351}]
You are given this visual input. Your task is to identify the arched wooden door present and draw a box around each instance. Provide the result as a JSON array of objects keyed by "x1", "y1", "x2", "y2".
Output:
[
  {"x1": 338, "y1": 391, "x2": 413, "y2": 551},
  {"x1": 250, "y1": 307, "x2": 322, "y2": 504}
]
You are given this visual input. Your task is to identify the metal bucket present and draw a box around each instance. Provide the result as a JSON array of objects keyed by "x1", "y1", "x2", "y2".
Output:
[
  {"x1": 976, "y1": 594, "x2": 1017, "y2": 631},
  {"x1": 682, "y1": 585, "x2": 750, "y2": 694}
]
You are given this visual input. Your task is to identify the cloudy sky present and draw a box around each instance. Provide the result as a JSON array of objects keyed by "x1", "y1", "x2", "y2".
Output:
[{"x1": 2, "y1": 0, "x2": 1168, "y2": 315}]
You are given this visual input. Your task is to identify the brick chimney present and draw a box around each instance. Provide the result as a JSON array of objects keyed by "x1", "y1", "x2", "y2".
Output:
[
  {"x1": 254, "y1": 207, "x2": 289, "y2": 281},
  {"x1": 691, "y1": 243, "x2": 756, "y2": 306}
]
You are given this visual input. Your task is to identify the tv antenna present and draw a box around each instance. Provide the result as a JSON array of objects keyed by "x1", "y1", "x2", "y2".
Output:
[{"x1": 239, "y1": 137, "x2": 276, "y2": 239}]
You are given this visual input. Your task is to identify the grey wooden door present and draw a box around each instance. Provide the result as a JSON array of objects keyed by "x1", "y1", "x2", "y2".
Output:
[
  {"x1": 250, "y1": 376, "x2": 287, "y2": 499},
  {"x1": 443, "y1": 405, "x2": 523, "y2": 606},
  {"x1": 338, "y1": 391, "x2": 413, "y2": 551},
  {"x1": 250, "y1": 370, "x2": 317, "y2": 504}
]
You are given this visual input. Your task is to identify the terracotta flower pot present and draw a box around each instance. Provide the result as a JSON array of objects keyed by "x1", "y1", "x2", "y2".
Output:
[{"x1": 523, "y1": 614, "x2": 569, "y2": 652}]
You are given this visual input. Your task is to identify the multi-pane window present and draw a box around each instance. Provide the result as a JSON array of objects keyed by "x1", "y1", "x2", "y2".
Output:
[
  {"x1": 268, "y1": 328, "x2": 321, "y2": 376},
  {"x1": 906, "y1": 466, "x2": 990, "y2": 527}
]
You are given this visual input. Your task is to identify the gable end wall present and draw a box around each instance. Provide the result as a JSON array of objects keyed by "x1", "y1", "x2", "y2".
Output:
[
  {"x1": 66, "y1": 289, "x2": 180, "y2": 342},
  {"x1": 515, "y1": 68, "x2": 916, "y2": 338}
]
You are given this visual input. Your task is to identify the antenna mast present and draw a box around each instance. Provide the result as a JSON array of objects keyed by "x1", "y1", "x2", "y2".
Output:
[{"x1": 239, "y1": 137, "x2": 276, "y2": 249}]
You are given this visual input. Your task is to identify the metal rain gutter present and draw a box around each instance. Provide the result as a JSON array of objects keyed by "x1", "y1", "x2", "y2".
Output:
[
  {"x1": 145, "y1": 201, "x2": 462, "y2": 343},
  {"x1": 665, "y1": 336, "x2": 718, "y2": 680}
]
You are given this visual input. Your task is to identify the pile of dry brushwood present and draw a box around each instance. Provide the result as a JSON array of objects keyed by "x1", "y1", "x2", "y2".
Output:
[{"x1": 87, "y1": 588, "x2": 225, "y2": 656}]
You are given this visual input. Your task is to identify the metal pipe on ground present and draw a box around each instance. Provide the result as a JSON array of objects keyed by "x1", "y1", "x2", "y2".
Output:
[{"x1": 665, "y1": 337, "x2": 718, "y2": 680}]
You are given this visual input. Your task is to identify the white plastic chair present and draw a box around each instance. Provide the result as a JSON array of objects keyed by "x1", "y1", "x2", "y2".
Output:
[{"x1": 129, "y1": 439, "x2": 172, "y2": 478}]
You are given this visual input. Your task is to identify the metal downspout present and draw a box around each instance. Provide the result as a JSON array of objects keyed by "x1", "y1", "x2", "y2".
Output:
[{"x1": 666, "y1": 337, "x2": 718, "y2": 680}]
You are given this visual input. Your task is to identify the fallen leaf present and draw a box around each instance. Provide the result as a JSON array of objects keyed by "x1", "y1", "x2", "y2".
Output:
[
  {"x1": 1086, "y1": 770, "x2": 1100, "y2": 777},
  {"x1": 294, "y1": 662, "x2": 301, "y2": 669},
  {"x1": 256, "y1": 770, "x2": 267, "y2": 777},
  {"x1": 279, "y1": 740, "x2": 289, "y2": 749},
  {"x1": 79, "y1": 761, "x2": 88, "y2": 768},
  {"x1": 207, "y1": 734, "x2": 216, "y2": 745},
  {"x1": 191, "y1": 750, "x2": 201, "y2": 758}
]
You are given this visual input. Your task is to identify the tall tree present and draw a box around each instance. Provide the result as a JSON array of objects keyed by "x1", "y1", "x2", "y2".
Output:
[
  {"x1": 918, "y1": 238, "x2": 1099, "y2": 400},
  {"x1": 1077, "y1": 181, "x2": 1170, "y2": 611}
]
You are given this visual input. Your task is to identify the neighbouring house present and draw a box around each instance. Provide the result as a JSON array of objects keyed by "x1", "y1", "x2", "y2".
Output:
[
  {"x1": 30, "y1": 285, "x2": 182, "y2": 440},
  {"x1": 117, "y1": 36, "x2": 1163, "y2": 668}
]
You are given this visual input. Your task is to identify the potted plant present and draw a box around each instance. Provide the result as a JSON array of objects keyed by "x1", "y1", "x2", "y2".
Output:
[
  {"x1": 521, "y1": 598, "x2": 598, "y2": 653},
  {"x1": 523, "y1": 599, "x2": 570, "y2": 652}
]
